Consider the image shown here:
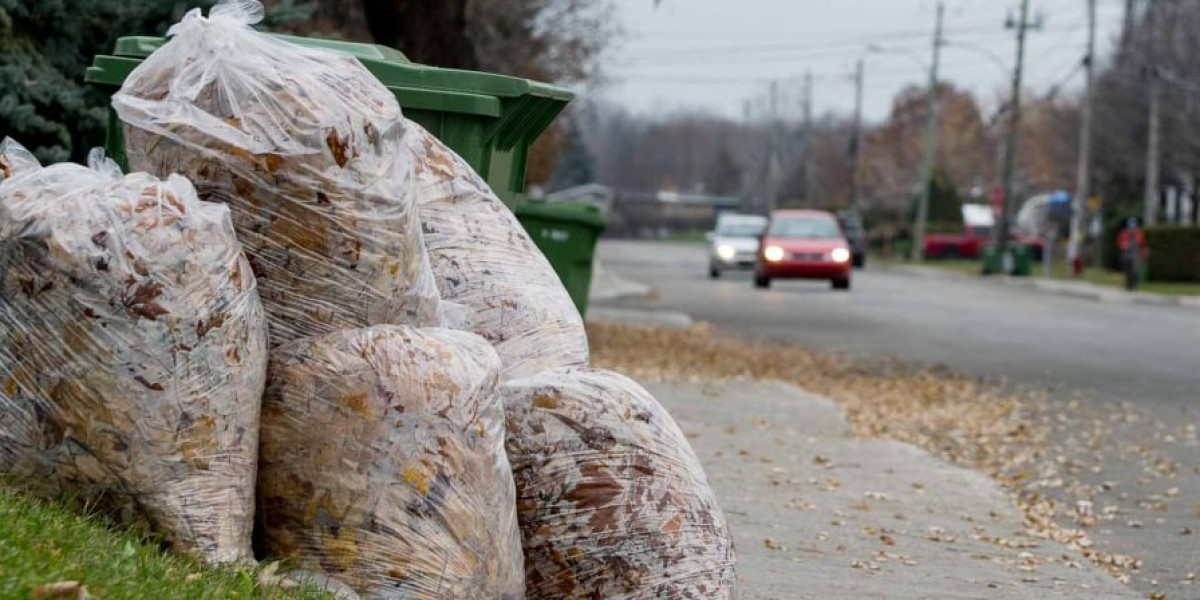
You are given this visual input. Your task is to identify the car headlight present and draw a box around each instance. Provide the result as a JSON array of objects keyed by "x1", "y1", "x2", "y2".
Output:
[
  {"x1": 763, "y1": 246, "x2": 786, "y2": 262},
  {"x1": 831, "y1": 248, "x2": 851, "y2": 263},
  {"x1": 716, "y1": 244, "x2": 736, "y2": 260}
]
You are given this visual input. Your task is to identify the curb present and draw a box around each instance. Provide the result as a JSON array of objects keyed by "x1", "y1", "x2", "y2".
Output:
[
  {"x1": 886, "y1": 265, "x2": 1200, "y2": 310},
  {"x1": 588, "y1": 259, "x2": 653, "y2": 302},
  {"x1": 585, "y1": 306, "x2": 693, "y2": 329}
]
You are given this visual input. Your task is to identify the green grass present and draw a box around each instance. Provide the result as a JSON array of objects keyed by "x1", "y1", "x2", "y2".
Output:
[
  {"x1": 0, "y1": 487, "x2": 332, "y2": 600},
  {"x1": 879, "y1": 255, "x2": 1200, "y2": 296}
]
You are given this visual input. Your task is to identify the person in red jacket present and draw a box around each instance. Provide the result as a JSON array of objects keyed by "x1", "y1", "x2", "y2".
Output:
[{"x1": 1116, "y1": 217, "x2": 1147, "y2": 290}]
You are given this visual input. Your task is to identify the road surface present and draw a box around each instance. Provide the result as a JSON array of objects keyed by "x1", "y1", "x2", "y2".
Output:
[
  {"x1": 595, "y1": 240, "x2": 1200, "y2": 415},
  {"x1": 595, "y1": 240, "x2": 1200, "y2": 598}
]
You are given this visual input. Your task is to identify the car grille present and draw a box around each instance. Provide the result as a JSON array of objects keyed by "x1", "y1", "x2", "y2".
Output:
[{"x1": 791, "y1": 252, "x2": 825, "y2": 261}]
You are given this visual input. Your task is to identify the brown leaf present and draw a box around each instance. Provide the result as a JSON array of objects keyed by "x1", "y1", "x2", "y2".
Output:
[{"x1": 31, "y1": 581, "x2": 87, "y2": 600}]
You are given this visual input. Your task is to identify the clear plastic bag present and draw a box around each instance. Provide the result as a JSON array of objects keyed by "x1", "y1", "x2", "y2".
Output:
[
  {"x1": 258, "y1": 326, "x2": 524, "y2": 599},
  {"x1": 407, "y1": 122, "x2": 588, "y2": 380},
  {"x1": 502, "y1": 368, "x2": 738, "y2": 599},
  {"x1": 0, "y1": 137, "x2": 41, "y2": 181},
  {"x1": 112, "y1": 0, "x2": 441, "y2": 347},
  {"x1": 0, "y1": 151, "x2": 268, "y2": 564}
]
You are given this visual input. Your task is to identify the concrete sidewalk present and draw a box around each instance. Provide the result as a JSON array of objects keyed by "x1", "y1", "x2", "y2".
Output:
[
  {"x1": 891, "y1": 264, "x2": 1200, "y2": 310},
  {"x1": 648, "y1": 380, "x2": 1140, "y2": 600}
]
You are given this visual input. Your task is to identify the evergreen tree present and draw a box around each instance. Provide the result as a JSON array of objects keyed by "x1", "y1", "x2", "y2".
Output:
[
  {"x1": 0, "y1": 1, "x2": 209, "y2": 163},
  {"x1": 912, "y1": 170, "x2": 963, "y2": 233},
  {"x1": 0, "y1": 0, "x2": 311, "y2": 164}
]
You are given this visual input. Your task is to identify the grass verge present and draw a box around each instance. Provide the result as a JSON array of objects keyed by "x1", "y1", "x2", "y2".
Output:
[
  {"x1": 0, "y1": 487, "x2": 331, "y2": 600},
  {"x1": 880, "y1": 256, "x2": 1200, "y2": 296}
]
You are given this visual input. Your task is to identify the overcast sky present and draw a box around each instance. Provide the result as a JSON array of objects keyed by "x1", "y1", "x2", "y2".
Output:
[{"x1": 600, "y1": 0, "x2": 1128, "y2": 124}]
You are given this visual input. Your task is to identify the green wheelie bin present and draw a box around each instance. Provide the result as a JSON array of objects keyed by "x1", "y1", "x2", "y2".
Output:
[
  {"x1": 981, "y1": 244, "x2": 1033, "y2": 276},
  {"x1": 85, "y1": 33, "x2": 612, "y2": 311},
  {"x1": 85, "y1": 34, "x2": 571, "y2": 207},
  {"x1": 513, "y1": 201, "x2": 607, "y2": 317}
]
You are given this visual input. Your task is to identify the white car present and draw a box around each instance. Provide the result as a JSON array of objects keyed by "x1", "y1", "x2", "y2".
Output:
[{"x1": 707, "y1": 213, "x2": 768, "y2": 278}]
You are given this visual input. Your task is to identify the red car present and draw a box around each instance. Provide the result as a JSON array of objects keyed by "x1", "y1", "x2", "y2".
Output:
[{"x1": 754, "y1": 209, "x2": 853, "y2": 290}]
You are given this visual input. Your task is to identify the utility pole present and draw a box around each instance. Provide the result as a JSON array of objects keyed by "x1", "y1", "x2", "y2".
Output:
[
  {"x1": 803, "y1": 70, "x2": 815, "y2": 206},
  {"x1": 765, "y1": 80, "x2": 780, "y2": 214},
  {"x1": 1068, "y1": 0, "x2": 1096, "y2": 275},
  {"x1": 850, "y1": 57, "x2": 865, "y2": 211},
  {"x1": 995, "y1": 0, "x2": 1038, "y2": 268},
  {"x1": 1143, "y1": 1, "x2": 1161, "y2": 226},
  {"x1": 1123, "y1": 0, "x2": 1137, "y2": 44},
  {"x1": 911, "y1": 1, "x2": 944, "y2": 262}
]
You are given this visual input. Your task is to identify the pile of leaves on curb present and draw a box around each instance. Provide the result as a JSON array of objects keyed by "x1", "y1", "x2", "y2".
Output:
[{"x1": 586, "y1": 322, "x2": 1147, "y2": 585}]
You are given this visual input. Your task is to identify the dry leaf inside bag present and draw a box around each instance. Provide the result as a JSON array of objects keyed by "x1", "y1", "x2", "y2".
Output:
[
  {"x1": 113, "y1": 0, "x2": 440, "y2": 346},
  {"x1": 408, "y1": 123, "x2": 588, "y2": 380},
  {"x1": 503, "y1": 368, "x2": 738, "y2": 599},
  {"x1": 258, "y1": 326, "x2": 524, "y2": 599},
  {"x1": 0, "y1": 152, "x2": 268, "y2": 563},
  {"x1": 0, "y1": 137, "x2": 41, "y2": 181}
]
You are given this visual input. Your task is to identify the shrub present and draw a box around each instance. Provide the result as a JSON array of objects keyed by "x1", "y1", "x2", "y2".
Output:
[{"x1": 1145, "y1": 226, "x2": 1200, "y2": 282}]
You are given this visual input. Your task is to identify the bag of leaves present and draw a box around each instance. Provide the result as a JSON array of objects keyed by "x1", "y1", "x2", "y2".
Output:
[
  {"x1": 0, "y1": 137, "x2": 41, "y2": 181},
  {"x1": 502, "y1": 368, "x2": 738, "y2": 599},
  {"x1": 257, "y1": 326, "x2": 524, "y2": 599},
  {"x1": 408, "y1": 122, "x2": 588, "y2": 380},
  {"x1": 0, "y1": 149, "x2": 268, "y2": 564},
  {"x1": 113, "y1": 0, "x2": 440, "y2": 347}
]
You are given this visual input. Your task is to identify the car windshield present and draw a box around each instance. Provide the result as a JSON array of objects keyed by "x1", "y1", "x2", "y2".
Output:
[
  {"x1": 768, "y1": 217, "x2": 842, "y2": 239},
  {"x1": 717, "y1": 221, "x2": 765, "y2": 238}
]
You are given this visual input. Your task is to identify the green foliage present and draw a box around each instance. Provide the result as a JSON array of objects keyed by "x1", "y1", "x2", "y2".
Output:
[
  {"x1": 0, "y1": 0, "x2": 311, "y2": 164},
  {"x1": 0, "y1": 487, "x2": 331, "y2": 599},
  {"x1": 1145, "y1": 226, "x2": 1200, "y2": 282},
  {"x1": 258, "y1": 0, "x2": 317, "y2": 30},
  {"x1": 0, "y1": 0, "x2": 210, "y2": 163},
  {"x1": 913, "y1": 170, "x2": 963, "y2": 234}
]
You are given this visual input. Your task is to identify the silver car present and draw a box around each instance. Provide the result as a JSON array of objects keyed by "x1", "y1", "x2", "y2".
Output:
[{"x1": 707, "y1": 213, "x2": 768, "y2": 278}]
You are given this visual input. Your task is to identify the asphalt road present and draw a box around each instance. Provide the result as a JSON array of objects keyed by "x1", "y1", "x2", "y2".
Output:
[
  {"x1": 595, "y1": 240, "x2": 1200, "y2": 416},
  {"x1": 596, "y1": 240, "x2": 1200, "y2": 597}
]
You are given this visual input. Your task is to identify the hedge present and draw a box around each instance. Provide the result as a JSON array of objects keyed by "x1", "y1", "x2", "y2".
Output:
[{"x1": 1145, "y1": 226, "x2": 1200, "y2": 282}]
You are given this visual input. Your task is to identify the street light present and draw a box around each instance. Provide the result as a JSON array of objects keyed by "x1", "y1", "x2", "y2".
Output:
[{"x1": 851, "y1": 43, "x2": 936, "y2": 214}]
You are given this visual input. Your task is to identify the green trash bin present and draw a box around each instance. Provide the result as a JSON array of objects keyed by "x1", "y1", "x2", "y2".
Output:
[
  {"x1": 514, "y1": 201, "x2": 607, "y2": 317},
  {"x1": 981, "y1": 244, "x2": 1032, "y2": 276},
  {"x1": 84, "y1": 34, "x2": 572, "y2": 206},
  {"x1": 1008, "y1": 244, "x2": 1033, "y2": 277}
]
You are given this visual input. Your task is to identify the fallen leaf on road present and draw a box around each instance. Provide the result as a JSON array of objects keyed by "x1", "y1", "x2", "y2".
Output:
[
  {"x1": 764, "y1": 537, "x2": 786, "y2": 551},
  {"x1": 880, "y1": 534, "x2": 896, "y2": 546}
]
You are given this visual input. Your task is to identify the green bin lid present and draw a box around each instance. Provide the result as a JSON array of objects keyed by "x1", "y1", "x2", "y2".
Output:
[
  {"x1": 514, "y1": 201, "x2": 607, "y2": 230},
  {"x1": 85, "y1": 33, "x2": 572, "y2": 149},
  {"x1": 92, "y1": 34, "x2": 571, "y2": 103}
]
